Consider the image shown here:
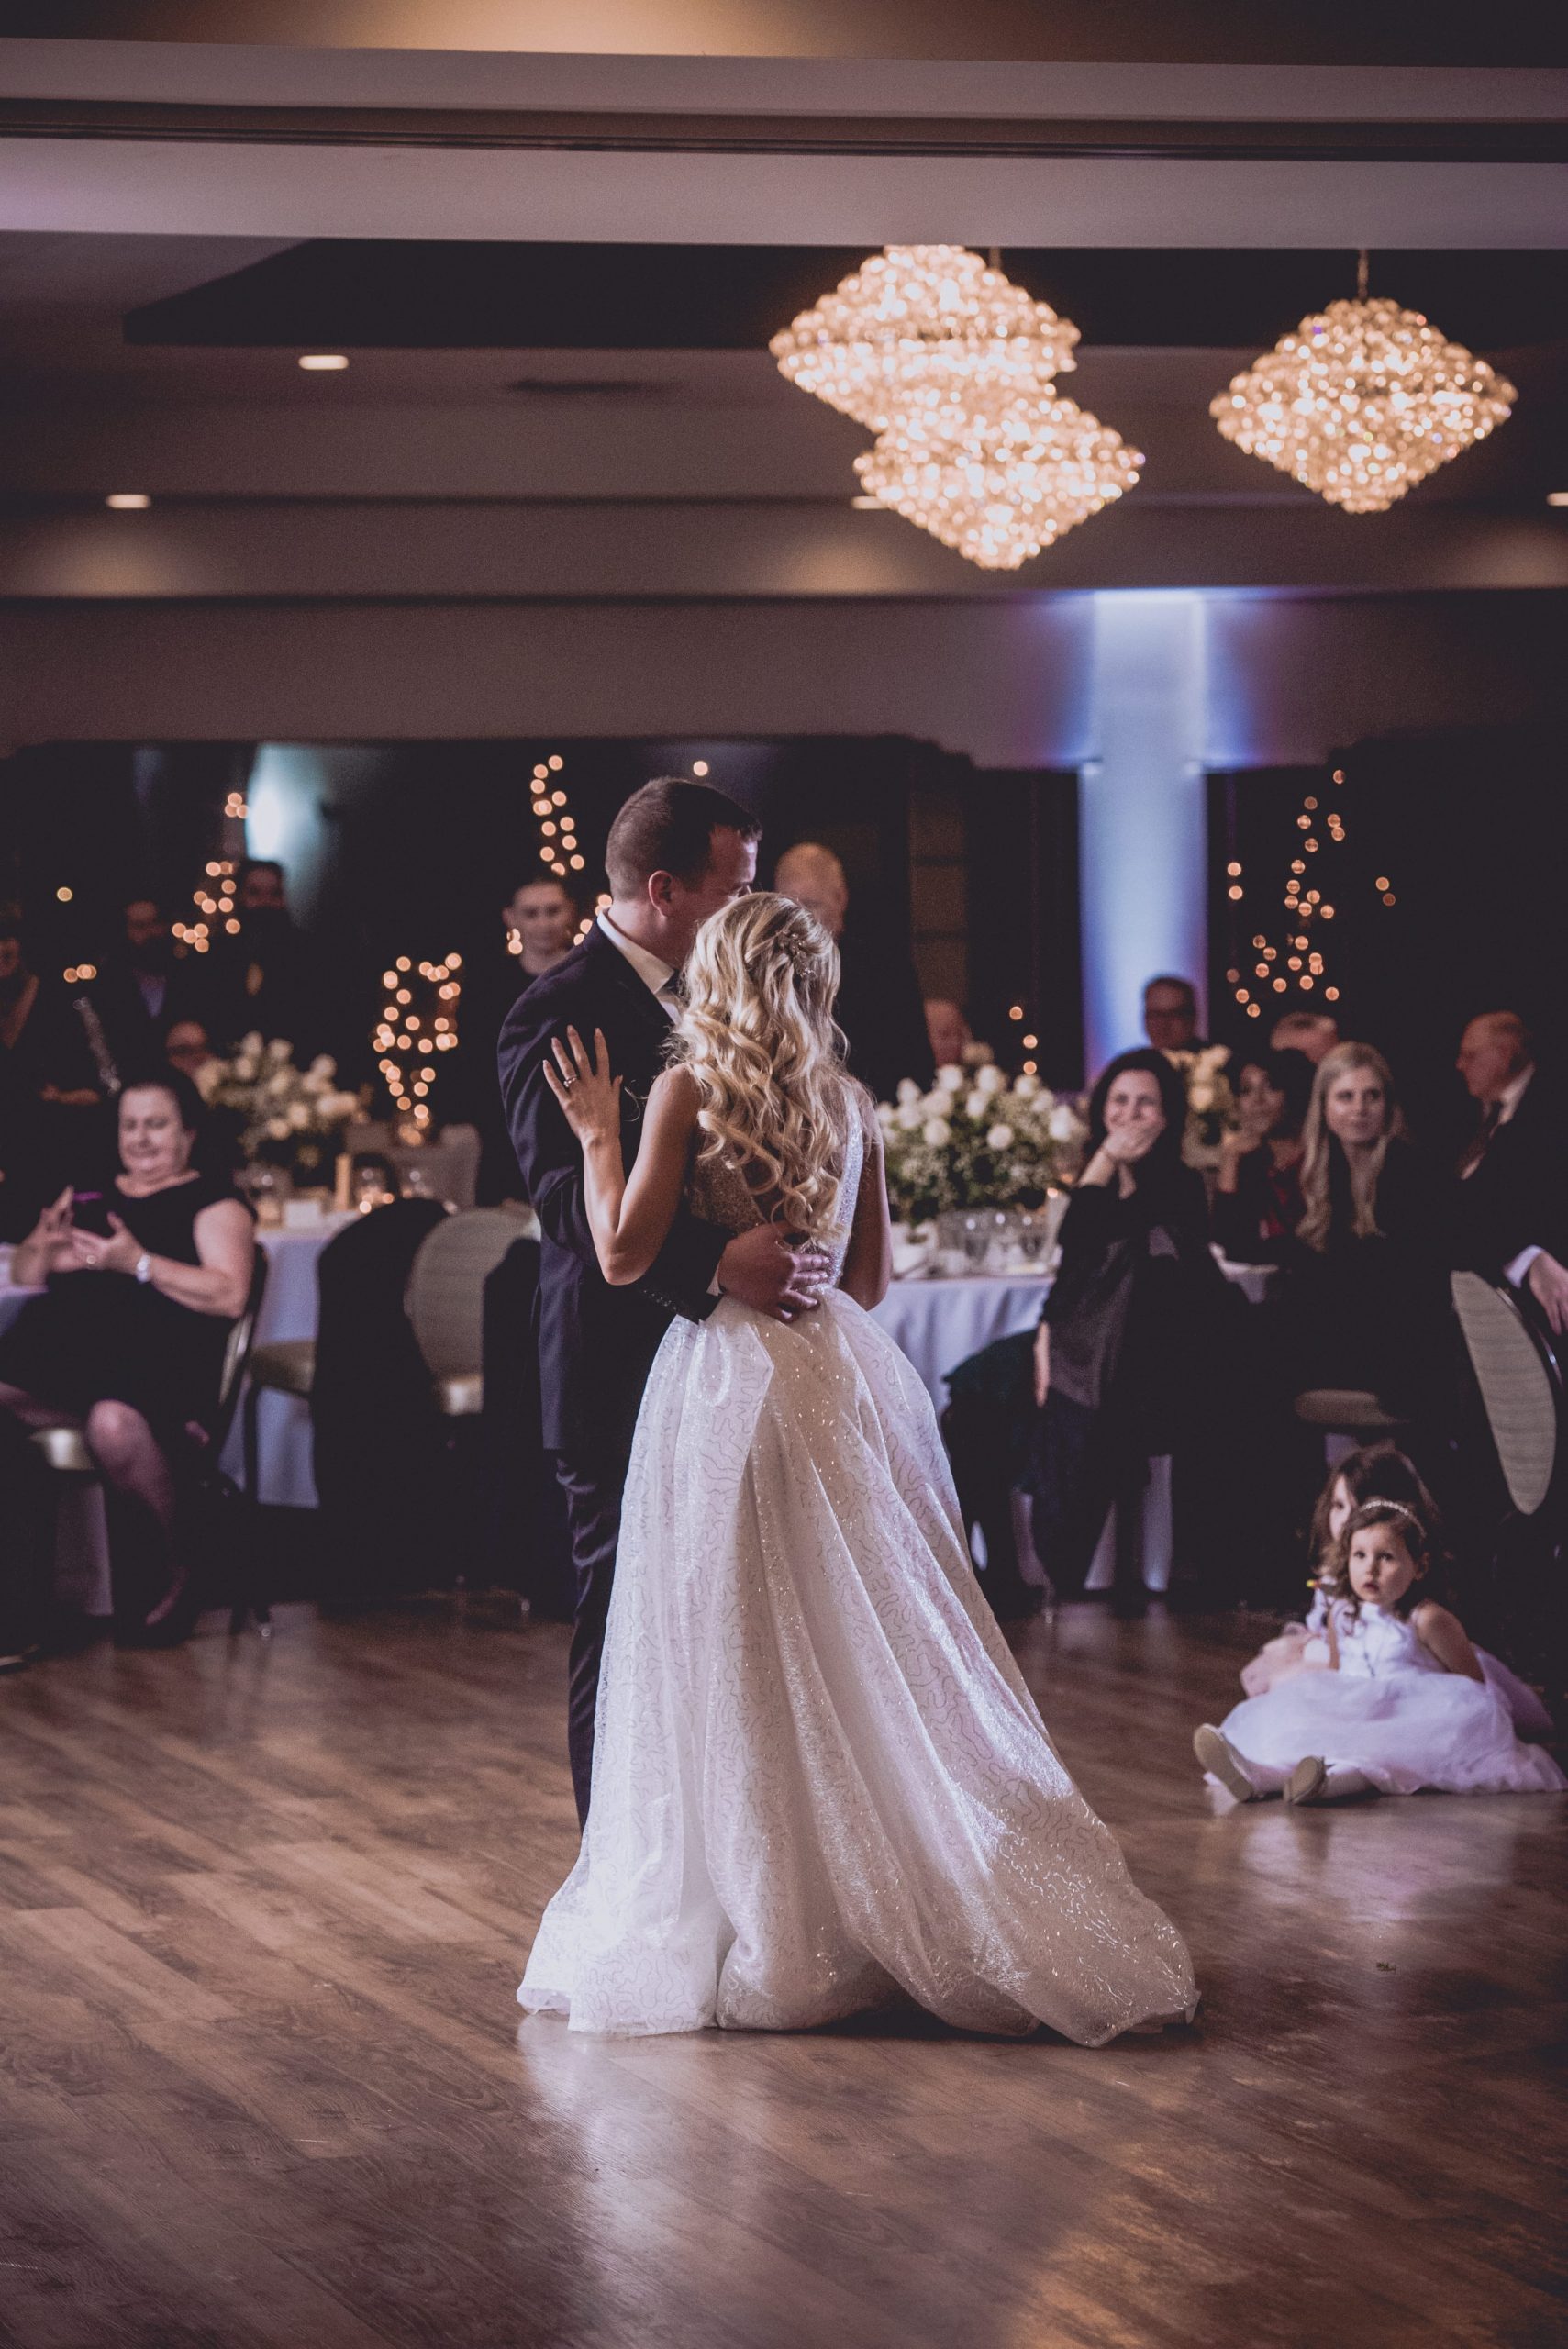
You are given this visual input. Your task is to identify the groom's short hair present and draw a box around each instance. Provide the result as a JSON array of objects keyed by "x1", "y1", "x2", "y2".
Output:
[{"x1": 606, "y1": 778, "x2": 761, "y2": 897}]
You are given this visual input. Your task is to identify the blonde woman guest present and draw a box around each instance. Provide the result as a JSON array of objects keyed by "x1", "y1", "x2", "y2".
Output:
[
  {"x1": 518, "y1": 892, "x2": 1195, "y2": 2046},
  {"x1": 1285, "y1": 1042, "x2": 1447, "y2": 1420}
]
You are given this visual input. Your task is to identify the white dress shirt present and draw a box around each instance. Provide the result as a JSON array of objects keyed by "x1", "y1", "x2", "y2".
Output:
[{"x1": 596, "y1": 911, "x2": 676, "y2": 1004}]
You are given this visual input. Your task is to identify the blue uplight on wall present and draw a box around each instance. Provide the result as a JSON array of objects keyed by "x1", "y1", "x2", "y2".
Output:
[{"x1": 1079, "y1": 593, "x2": 1209, "y2": 1075}]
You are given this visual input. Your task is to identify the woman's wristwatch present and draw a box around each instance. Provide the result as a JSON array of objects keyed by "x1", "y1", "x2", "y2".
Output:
[{"x1": 134, "y1": 1251, "x2": 153, "y2": 1284}]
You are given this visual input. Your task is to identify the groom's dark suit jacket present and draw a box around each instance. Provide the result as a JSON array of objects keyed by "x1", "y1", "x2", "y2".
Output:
[{"x1": 497, "y1": 922, "x2": 726, "y2": 1457}]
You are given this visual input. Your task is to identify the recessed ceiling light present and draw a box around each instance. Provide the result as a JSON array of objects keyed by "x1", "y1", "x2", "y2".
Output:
[
  {"x1": 106, "y1": 492, "x2": 150, "y2": 509},
  {"x1": 1548, "y1": 492, "x2": 1568, "y2": 507},
  {"x1": 298, "y1": 353, "x2": 350, "y2": 372}
]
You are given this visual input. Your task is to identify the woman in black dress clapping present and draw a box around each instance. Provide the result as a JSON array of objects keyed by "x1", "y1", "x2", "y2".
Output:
[{"x1": 0, "y1": 1071, "x2": 255, "y2": 1642}]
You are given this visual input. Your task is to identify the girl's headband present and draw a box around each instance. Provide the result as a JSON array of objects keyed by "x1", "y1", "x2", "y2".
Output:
[{"x1": 1353, "y1": 1498, "x2": 1425, "y2": 1536}]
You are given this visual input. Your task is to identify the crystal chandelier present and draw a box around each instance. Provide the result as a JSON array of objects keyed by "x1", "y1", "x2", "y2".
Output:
[
  {"x1": 855, "y1": 390, "x2": 1144, "y2": 572},
  {"x1": 772, "y1": 245, "x2": 1145, "y2": 568},
  {"x1": 770, "y1": 244, "x2": 1078, "y2": 432},
  {"x1": 1211, "y1": 259, "x2": 1516, "y2": 513}
]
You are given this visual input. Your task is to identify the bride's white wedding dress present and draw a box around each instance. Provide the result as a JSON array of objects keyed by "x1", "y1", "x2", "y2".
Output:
[{"x1": 520, "y1": 1119, "x2": 1196, "y2": 2043}]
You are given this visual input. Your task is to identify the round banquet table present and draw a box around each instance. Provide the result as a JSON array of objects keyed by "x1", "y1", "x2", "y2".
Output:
[
  {"x1": 870, "y1": 1272, "x2": 1050, "y2": 1409},
  {"x1": 235, "y1": 1216, "x2": 357, "y2": 1507},
  {"x1": 868, "y1": 1252, "x2": 1273, "y2": 1413}
]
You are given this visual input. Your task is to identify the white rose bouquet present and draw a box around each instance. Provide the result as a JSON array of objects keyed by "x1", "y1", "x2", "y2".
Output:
[
  {"x1": 877, "y1": 1062, "x2": 1088, "y2": 1224},
  {"x1": 1162, "y1": 1042, "x2": 1237, "y2": 1165},
  {"x1": 195, "y1": 1032, "x2": 365, "y2": 1178}
]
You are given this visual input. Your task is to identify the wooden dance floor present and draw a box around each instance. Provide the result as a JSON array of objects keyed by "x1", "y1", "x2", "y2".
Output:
[{"x1": 0, "y1": 1598, "x2": 1562, "y2": 2349}]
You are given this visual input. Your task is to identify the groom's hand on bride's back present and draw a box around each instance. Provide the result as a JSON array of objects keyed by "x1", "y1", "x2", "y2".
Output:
[{"x1": 717, "y1": 1226, "x2": 832, "y2": 1322}]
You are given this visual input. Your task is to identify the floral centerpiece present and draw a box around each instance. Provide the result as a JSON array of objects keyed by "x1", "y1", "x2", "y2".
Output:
[
  {"x1": 195, "y1": 1033, "x2": 365, "y2": 1186},
  {"x1": 877, "y1": 1061, "x2": 1088, "y2": 1226},
  {"x1": 1162, "y1": 1043, "x2": 1237, "y2": 1167}
]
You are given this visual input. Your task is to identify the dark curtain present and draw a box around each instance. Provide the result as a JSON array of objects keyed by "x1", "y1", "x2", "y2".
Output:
[{"x1": 964, "y1": 768, "x2": 1083, "y2": 1092}]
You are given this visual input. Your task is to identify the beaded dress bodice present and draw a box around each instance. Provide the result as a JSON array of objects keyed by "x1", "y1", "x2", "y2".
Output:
[{"x1": 684, "y1": 1114, "x2": 864, "y2": 1285}]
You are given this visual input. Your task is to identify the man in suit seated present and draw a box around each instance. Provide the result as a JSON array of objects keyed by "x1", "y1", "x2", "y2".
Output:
[
  {"x1": 773, "y1": 840, "x2": 934, "y2": 1103},
  {"x1": 1141, "y1": 974, "x2": 1207, "y2": 1053},
  {"x1": 499, "y1": 778, "x2": 831, "y2": 1822},
  {"x1": 1452, "y1": 1010, "x2": 1568, "y2": 1335}
]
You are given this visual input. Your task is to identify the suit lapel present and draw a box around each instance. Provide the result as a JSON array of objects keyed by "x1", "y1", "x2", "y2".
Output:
[{"x1": 582, "y1": 923, "x2": 671, "y2": 1043}]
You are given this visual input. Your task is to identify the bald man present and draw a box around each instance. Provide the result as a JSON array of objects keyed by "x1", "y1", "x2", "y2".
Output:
[
  {"x1": 1451, "y1": 1010, "x2": 1568, "y2": 1334},
  {"x1": 773, "y1": 840, "x2": 934, "y2": 1101}
]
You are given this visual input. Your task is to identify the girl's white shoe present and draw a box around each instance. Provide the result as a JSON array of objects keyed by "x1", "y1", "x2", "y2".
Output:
[
  {"x1": 1194, "y1": 1724, "x2": 1262, "y2": 1802},
  {"x1": 1286, "y1": 1756, "x2": 1375, "y2": 1805}
]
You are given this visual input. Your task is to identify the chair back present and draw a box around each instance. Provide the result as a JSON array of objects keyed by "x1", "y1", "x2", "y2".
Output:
[
  {"x1": 1451, "y1": 1271, "x2": 1562, "y2": 1519},
  {"x1": 406, "y1": 1207, "x2": 534, "y2": 1382},
  {"x1": 386, "y1": 1124, "x2": 483, "y2": 1211},
  {"x1": 209, "y1": 1247, "x2": 270, "y2": 1457}
]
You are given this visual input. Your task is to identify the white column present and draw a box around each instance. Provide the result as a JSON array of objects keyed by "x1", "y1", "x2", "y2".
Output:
[{"x1": 1079, "y1": 593, "x2": 1208, "y2": 1076}]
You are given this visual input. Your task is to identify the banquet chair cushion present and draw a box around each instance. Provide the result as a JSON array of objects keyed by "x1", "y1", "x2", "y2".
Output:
[
  {"x1": 1292, "y1": 1386, "x2": 1407, "y2": 1431},
  {"x1": 249, "y1": 1338, "x2": 317, "y2": 1400},
  {"x1": 29, "y1": 1423, "x2": 94, "y2": 1475}
]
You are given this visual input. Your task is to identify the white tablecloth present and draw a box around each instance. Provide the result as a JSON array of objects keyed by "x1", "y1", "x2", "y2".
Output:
[
  {"x1": 870, "y1": 1274, "x2": 1051, "y2": 1410},
  {"x1": 2, "y1": 1236, "x2": 1277, "y2": 1536},
  {"x1": 233, "y1": 1217, "x2": 356, "y2": 1507}
]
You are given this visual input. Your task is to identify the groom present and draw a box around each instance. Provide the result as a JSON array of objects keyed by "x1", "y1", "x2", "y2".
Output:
[{"x1": 499, "y1": 778, "x2": 831, "y2": 1822}]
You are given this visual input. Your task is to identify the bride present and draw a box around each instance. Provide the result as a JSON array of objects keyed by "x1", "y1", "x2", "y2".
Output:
[{"x1": 520, "y1": 891, "x2": 1196, "y2": 2043}]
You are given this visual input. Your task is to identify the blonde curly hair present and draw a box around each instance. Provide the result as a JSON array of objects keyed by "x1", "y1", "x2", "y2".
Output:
[{"x1": 669, "y1": 891, "x2": 864, "y2": 1238}]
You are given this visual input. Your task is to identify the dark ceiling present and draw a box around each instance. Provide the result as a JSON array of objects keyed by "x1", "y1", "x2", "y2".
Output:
[
  {"x1": 126, "y1": 242, "x2": 1568, "y2": 353},
  {"x1": 17, "y1": 0, "x2": 1568, "y2": 66}
]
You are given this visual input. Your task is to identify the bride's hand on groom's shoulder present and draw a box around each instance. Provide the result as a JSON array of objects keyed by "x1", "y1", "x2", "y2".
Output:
[
  {"x1": 718, "y1": 1225, "x2": 832, "y2": 1323},
  {"x1": 543, "y1": 1026, "x2": 623, "y2": 1144}
]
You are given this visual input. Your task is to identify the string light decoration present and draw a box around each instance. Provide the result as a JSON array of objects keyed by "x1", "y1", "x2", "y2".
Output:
[
  {"x1": 526, "y1": 753, "x2": 587, "y2": 886},
  {"x1": 1211, "y1": 255, "x2": 1515, "y2": 512},
  {"x1": 771, "y1": 244, "x2": 1078, "y2": 430},
  {"x1": 854, "y1": 389, "x2": 1143, "y2": 570},
  {"x1": 507, "y1": 751, "x2": 606, "y2": 950},
  {"x1": 375, "y1": 953, "x2": 462, "y2": 1131},
  {"x1": 172, "y1": 857, "x2": 239, "y2": 954},
  {"x1": 1225, "y1": 766, "x2": 1391, "y2": 1021}
]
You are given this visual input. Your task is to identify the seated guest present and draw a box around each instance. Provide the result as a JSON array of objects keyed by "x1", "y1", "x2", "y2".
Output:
[
  {"x1": 0, "y1": 1071, "x2": 255, "y2": 1642},
  {"x1": 773, "y1": 841, "x2": 933, "y2": 1102},
  {"x1": 1212, "y1": 1049, "x2": 1314, "y2": 1264},
  {"x1": 91, "y1": 895, "x2": 197, "y2": 1081},
  {"x1": 0, "y1": 902, "x2": 105, "y2": 1239},
  {"x1": 1141, "y1": 974, "x2": 1206, "y2": 1053},
  {"x1": 164, "y1": 1018, "x2": 217, "y2": 1082},
  {"x1": 924, "y1": 996, "x2": 973, "y2": 1070},
  {"x1": 1028, "y1": 1049, "x2": 1232, "y2": 1614},
  {"x1": 1451, "y1": 1010, "x2": 1568, "y2": 1336},
  {"x1": 1270, "y1": 1008, "x2": 1340, "y2": 1065},
  {"x1": 1284, "y1": 1042, "x2": 1447, "y2": 1420}
]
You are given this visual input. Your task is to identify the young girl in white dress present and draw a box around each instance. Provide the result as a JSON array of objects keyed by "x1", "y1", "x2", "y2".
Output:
[
  {"x1": 519, "y1": 891, "x2": 1196, "y2": 2043},
  {"x1": 1238, "y1": 1444, "x2": 1553, "y2": 1740},
  {"x1": 1195, "y1": 1496, "x2": 1565, "y2": 1805}
]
